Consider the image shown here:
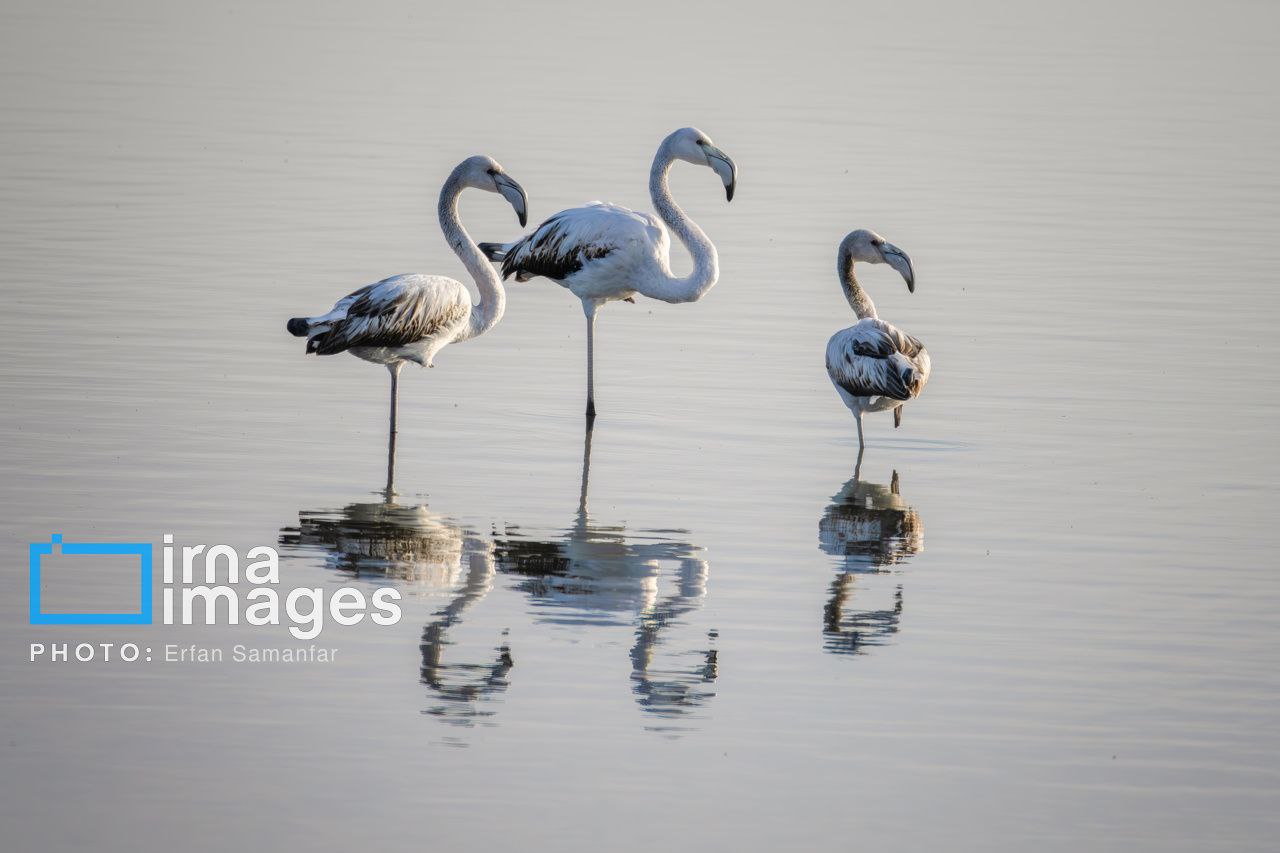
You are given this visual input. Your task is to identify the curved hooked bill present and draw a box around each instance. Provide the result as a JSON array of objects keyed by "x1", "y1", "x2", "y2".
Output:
[
  {"x1": 882, "y1": 244, "x2": 914, "y2": 293},
  {"x1": 495, "y1": 174, "x2": 528, "y2": 227},
  {"x1": 700, "y1": 143, "x2": 737, "y2": 202}
]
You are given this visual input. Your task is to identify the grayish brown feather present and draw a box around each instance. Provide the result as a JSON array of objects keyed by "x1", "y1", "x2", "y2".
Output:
[
  {"x1": 303, "y1": 275, "x2": 471, "y2": 357},
  {"x1": 826, "y1": 318, "x2": 929, "y2": 401}
]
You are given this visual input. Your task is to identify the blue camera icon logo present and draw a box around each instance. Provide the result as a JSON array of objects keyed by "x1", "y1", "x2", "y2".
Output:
[{"x1": 29, "y1": 534, "x2": 153, "y2": 625}]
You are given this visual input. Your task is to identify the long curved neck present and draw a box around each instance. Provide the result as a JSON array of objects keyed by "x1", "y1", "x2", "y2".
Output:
[
  {"x1": 438, "y1": 170, "x2": 505, "y2": 339},
  {"x1": 839, "y1": 250, "x2": 877, "y2": 319},
  {"x1": 643, "y1": 143, "x2": 719, "y2": 304}
]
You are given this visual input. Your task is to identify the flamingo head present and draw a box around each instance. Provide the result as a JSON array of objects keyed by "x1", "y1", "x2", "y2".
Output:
[
  {"x1": 664, "y1": 127, "x2": 737, "y2": 202},
  {"x1": 457, "y1": 155, "x2": 528, "y2": 227},
  {"x1": 839, "y1": 229, "x2": 915, "y2": 293}
]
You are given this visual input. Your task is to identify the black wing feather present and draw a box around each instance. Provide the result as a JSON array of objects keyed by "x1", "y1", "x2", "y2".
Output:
[
  {"x1": 499, "y1": 212, "x2": 614, "y2": 282},
  {"x1": 308, "y1": 278, "x2": 468, "y2": 356}
]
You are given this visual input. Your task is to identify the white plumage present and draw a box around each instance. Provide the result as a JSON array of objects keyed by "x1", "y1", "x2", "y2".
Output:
[
  {"x1": 480, "y1": 127, "x2": 737, "y2": 418},
  {"x1": 298, "y1": 274, "x2": 473, "y2": 367},
  {"x1": 826, "y1": 317, "x2": 929, "y2": 407},
  {"x1": 492, "y1": 202, "x2": 668, "y2": 302},
  {"x1": 286, "y1": 154, "x2": 528, "y2": 493},
  {"x1": 825, "y1": 229, "x2": 931, "y2": 451}
]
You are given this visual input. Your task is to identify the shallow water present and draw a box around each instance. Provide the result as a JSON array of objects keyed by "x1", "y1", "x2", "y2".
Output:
[{"x1": 2, "y1": 1, "x2": 1278, "y2": 850}]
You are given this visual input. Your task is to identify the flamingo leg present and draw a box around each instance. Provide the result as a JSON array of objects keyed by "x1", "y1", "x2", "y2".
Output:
[
  {"x1": 578, "y1": 420, "x2": 594, "y2": 518},
  {"x1": 385, "y1": 362, "x2": 403, "y2": 497},
  {"x1": 584, "y1": 305, "x2": 598, "y2": 421},
  {"x1": 855, "y1": 410, "x2": 865, "y2": 454}
]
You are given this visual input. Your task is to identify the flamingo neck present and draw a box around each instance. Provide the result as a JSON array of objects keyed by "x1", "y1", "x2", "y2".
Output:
[
  {"x1": 644, "y1": 144, "x2": 719, "y2": 304},
  {"x1": 839, "y1": 251, "x2": 878, "y2": 320},
  {"x1": 438, "y1": 170, "x2": 505, "y2": 340}
]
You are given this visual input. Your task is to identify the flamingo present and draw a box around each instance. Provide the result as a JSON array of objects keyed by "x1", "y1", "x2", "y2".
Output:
[
  {"x1": 479, "y1": 127, "x2": 736, "y2": 419},
  {"x1": 286, "y1": 155, "x2": 528, "y2": 493},
  {"x1": 824, "y1": 230, "x2": 930, "y2": 453}
]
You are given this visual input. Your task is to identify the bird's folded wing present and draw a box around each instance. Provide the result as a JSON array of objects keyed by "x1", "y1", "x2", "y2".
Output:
[
  {"x1": 826, "y1": 319, "x2": 923, "y2": 400},
  {"x1": 311, "y1": 276, "x2": 469, "y2": 355},
  {"x1": 502, "y1": 203, "x2": 660, "y2": 282},
  {"x1": 841, "y1": 318, "x2": 924, "y2": 359}
]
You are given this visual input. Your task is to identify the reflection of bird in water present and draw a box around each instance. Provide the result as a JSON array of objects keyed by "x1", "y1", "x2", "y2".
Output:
[
  {"x1": 818, "y1": 468, "x2": 924, "y2": 656},
  {"x1": 279, "y1": 500, "x2": 512, "y2": 725},
  {"x1": 418, "y1": 549, "x2": 514, "y2": 727},
  {"x1": 494, "y1": 427, "x2": 717, "y2": 720},
  {"x1": 283, "y1": 501, "x2": 466, "y2": 584},
  {"x1": 820, "y1": 468, "x2": 924, "y2": 571}
]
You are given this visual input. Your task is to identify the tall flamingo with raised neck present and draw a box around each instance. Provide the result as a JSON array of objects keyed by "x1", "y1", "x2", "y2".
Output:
[
  {"x1": 287, "y1": 155, "x2": 528, "y2": 493},
  {"x1": 480, "y1": 127, "x2": 736, "y2": 419}
]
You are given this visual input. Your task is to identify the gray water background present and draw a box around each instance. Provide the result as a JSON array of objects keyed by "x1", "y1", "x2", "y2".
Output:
[{"x1": 2, "y1": 1, "x2": 1278, "y2": 850}]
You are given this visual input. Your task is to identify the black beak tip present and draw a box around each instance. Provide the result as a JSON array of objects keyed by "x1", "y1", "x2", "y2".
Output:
[
  {"x1": 907, "y1": 279, "x2": 916, "y2": 294},
  {"x1": 518, "y1": 211, "x2": 528, "y2": 227},
  {"x1": 725, "y1": 182, "x2": 735, "y2": 203}
]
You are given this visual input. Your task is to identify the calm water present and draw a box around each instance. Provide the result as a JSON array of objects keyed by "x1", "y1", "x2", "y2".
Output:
[{"x1": 2, "y1": 1, "x2": 1278, "y2": 850}]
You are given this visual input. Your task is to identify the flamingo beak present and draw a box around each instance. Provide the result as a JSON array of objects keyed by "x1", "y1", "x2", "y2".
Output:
[
  {"x1": 702, "y1": 145, "x2": 737, "y2": 202},
  {"x1": 494, "y1": 174, "x2": 528, "y2": 227},
  {"x1": 882, "y1": 243, "x2": 914, "y2": 293}
]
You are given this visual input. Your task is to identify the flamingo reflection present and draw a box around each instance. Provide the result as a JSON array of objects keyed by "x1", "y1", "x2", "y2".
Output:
[
  {"x1": 818, "y1": 467, "x2": 923, "y2": 656},
  {"x1": 494, "y1": 427, "x2": 718, "y2": 721},
  {"x1": 280, "y1": 500, "x2": 512, "y2": 725}
]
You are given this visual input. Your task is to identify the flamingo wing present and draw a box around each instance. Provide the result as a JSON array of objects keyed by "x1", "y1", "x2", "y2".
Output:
[
  {"x1": 497, "y1": 202, "x2": 662, "y2": 283},
  {"x1": 302, "y1": 275, "x2": 470, "y2": 356},
  {"x1": 826, "y1": 318, "x2": 929, "y2": 401}
]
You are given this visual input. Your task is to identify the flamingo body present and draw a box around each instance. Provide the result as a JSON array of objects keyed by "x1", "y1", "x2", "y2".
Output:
[
  {"x1": 825, "y1": 317, "x2": 930, "y2": 412},
  {"x1": 290, "y1": 274, "x2": 472, "y2": 367},
  {"x1": 487, "y1": 202, "x2": 667, "y2": 306}
]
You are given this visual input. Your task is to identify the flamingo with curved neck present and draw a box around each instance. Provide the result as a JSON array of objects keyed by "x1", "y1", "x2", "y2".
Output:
[
  {"x1": 824, "y1": 229, "x2": 931, "y2": 455},
  {"x1": 479, "y1": 127, "x2": 737, "y2": 419},
  {"x1": 286, "y1": 154, "x2": 528, "y2": 493}
]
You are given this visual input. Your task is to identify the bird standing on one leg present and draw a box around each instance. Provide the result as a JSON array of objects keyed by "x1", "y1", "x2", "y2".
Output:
[
  {"x1": 479, "y1": 127, "x2": 737, "y2": 421},
  {"x1": 825, "y1": 230, "x2": 930, "y2": 453},
  {"x1": 286, "y1": 155, "x2": 528, "y2": 494}
]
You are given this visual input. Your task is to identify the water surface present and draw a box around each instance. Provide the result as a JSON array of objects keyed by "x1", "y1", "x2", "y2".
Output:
[{"x1": 2, "y1": 1, "x2": 1278, "y2": 850}]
